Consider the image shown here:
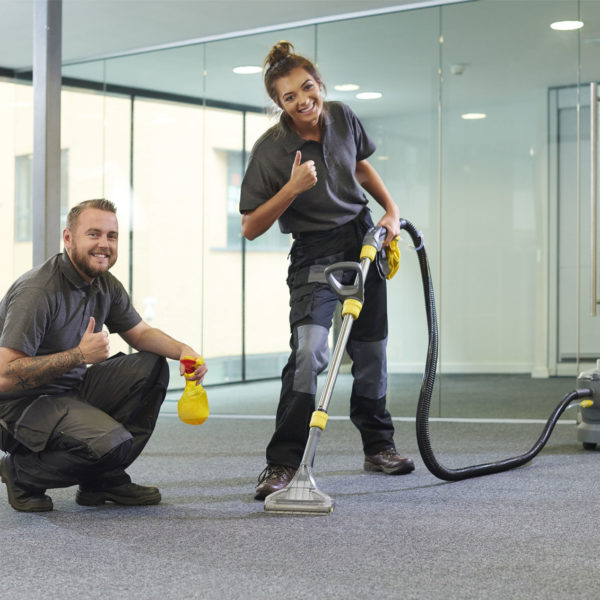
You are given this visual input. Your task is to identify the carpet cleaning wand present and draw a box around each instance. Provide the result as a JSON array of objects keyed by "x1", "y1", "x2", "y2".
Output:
[{"x1": 264, "y1": 227, "x2": 389, "y2": 515}]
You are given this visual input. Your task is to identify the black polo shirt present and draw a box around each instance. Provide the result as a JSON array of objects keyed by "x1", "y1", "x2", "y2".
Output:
[
  {"x1": 240, "y1": 101, "x2": 376, "y2": 234},
  {"x1": 0, "y1": 250, "x2": 141, "y2": 399}
]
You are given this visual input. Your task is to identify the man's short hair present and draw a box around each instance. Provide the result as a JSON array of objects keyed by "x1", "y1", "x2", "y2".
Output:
[{"x1": 66, "y1": 199, "x2": 117, "y2": 229}]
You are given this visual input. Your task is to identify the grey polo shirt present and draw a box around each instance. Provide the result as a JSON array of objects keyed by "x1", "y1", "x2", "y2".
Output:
[
  {"x1": 0, "y1": 250, "x2": 142, "y2": 400},
  {"x1": 240, "y1": 101, "x2": 376, "y2": 234}
]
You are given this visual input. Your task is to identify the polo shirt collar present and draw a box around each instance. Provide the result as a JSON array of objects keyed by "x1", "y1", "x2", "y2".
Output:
[
  {"x1": 59, "y1": 249, "x2": 101, "y2": 292},
  {"x1": 280, "y1": 105, "x2": 334, "y2": 153}
]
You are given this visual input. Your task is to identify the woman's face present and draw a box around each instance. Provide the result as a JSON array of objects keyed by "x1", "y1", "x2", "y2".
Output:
[{"x1": 274, "y1": 67, "x2": 323, "y2": 131}]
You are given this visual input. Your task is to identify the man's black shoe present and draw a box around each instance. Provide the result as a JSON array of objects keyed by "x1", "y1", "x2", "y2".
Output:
[
  {"x1": 255, "y1": 465, "x2": 296, "y2": 500},
  {"x1": 0, "y1": 455, "x2": 53, "y2": 512},
  {"x1": 364, "y1": 448, "x2": 415, "y2": 475},
  {"x1": 76, "y1": 482, "x2": 161, "y2": 506}
]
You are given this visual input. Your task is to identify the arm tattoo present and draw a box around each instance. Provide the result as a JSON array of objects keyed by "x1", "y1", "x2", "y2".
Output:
[{"x1": 7, "y1": 348, "x2": 84, "y2": 392}]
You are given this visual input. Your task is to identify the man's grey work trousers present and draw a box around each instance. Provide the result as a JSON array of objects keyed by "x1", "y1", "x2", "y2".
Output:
[{"x1": 0, "y1": 351, "x2": 168, "y2": 493}]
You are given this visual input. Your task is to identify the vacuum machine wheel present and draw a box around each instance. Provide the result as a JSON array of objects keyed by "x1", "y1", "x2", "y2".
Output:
[{"x1": 582, "y1": 442, "x2": 598, "y2": 450}]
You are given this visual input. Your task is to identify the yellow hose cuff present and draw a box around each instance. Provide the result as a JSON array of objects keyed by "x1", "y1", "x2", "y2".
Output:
[
  {"x1": 309, "y1": 410, "x2": 328, "y2": 430},
  {"x1": 360, "y1": 244, "x2": 377, "y2": 261},
  {"x1": 342, "y1": 298, "x2": 363, "y2": 319}
]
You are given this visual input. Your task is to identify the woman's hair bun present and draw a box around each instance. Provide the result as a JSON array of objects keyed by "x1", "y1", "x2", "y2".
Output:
[{"x1": 265, "y1": 40, "x2": 295, "y2": 69}]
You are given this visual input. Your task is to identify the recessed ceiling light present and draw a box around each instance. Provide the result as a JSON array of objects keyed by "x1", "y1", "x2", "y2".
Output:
[
  {"x1": 356, "y1": 92, "x2": 382, "y2": 100},
  {"x1": 461, "y1": 113, "x2": 486, "y2": 120},
  {"x1": 233, "y1": 65, "x2": 262, "y2": 75},
  {"x1": 550, "y1": 20, "x2": 584, "y2": 31},
  {"x1": 376, "y1": 156, "x2": 389, "y2": 161},
  {"x1": 334, "y1": 83, "x2": 360, "y2": 91}
]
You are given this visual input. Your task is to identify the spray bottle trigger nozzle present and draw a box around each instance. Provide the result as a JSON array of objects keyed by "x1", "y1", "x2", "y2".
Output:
[{"x1": 180, "y1": 355, "x2": 205, "y2": 375}]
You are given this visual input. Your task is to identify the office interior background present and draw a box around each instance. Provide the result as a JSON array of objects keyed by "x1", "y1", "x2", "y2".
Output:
[{"x1": 1, "y1": 0, "x2": 600, "y2": 413}]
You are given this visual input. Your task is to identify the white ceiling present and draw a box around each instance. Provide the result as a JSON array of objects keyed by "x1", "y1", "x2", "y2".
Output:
[
  {"x1": 0, "y1": 0, "x2": 435, "y2": 69},
  {"x1": 2, "y1": 0, "x2": 600, "y2": 120}
]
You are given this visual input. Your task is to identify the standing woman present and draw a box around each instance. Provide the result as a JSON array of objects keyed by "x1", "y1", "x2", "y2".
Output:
[{"x1": 240, "y1": 41, "x2": 414, "y2": 500}]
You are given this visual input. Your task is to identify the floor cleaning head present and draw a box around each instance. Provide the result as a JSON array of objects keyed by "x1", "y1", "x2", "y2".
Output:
[{"x1": 264, "y1": 463, "x2": 334, "y2": 515}]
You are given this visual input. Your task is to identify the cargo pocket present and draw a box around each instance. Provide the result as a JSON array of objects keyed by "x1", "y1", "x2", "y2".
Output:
[
  {"x1": 289, "y1": 287, "x2": 314, "y2": 328},
  {"x1": 287, "y1": 251, "x2": 345, "y2": 328},
  {"x1": 13, "y1": 396, "x2": 69, "y2": 453}
]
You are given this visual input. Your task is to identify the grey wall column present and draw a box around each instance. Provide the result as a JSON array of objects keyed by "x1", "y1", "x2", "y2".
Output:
[{"x1": 32, "y1": 0, "x2": 62, "y2": 265}]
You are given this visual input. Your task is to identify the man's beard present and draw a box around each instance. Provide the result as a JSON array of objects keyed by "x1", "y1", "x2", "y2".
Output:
[{"x1": 70, "y1": 244, "x2": 117, "y2": 280}]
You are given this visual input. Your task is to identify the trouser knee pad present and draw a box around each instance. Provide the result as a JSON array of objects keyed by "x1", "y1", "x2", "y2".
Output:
[
  {"x1": 96, "y1": 437, "x2": 133, "y2": 472},
  {"x1": 292, "y1": 324, "x2": 330, "y2": 395}
]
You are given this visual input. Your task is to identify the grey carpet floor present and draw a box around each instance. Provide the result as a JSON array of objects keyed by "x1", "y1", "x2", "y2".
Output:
[{"x1": 1, "y1": 374, "x2": 598, "y2": 599}]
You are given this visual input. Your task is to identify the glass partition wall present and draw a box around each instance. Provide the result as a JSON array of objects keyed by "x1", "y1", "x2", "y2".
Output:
[
  {"x1": 3, "y1": 1, "x2": 599, "y2": 420},
  {"x1": 439, "y1": 0, "x2": 584, "y2": 419}
]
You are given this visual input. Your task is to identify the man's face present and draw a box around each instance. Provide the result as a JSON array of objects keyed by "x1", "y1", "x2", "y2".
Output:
[{"x1": 63, "y1": 208, "x2": 118, "y2": 282}]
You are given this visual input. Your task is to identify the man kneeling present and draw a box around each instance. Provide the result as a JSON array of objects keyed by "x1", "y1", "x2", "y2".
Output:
[{"x1": 0, "y1": 199, "x2": 207, "y2": 512}]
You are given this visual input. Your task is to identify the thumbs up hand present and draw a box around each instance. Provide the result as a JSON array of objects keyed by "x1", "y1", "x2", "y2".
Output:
[
  {"x1": 288, "y1": 150, "x2": 317, "y2": 196},
  {"x1": 78, "y1": 316, "x2": 110, "y2": 364}
]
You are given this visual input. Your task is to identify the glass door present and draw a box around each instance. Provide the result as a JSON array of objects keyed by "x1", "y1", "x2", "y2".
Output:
[
  {"x1": 550, "y1": 1, "x2": 600, "y2": 376},
  {"x1": 577, "y1": 0, "x2": 600, "y2": 372}
]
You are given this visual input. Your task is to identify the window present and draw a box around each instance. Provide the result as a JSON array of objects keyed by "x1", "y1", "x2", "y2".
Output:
[
  {"x1": 14, "y1": 150, "x2": 69, "y2": 242},
  {"x1": 225, "y1": 147, "x2": 290, "y2": 251},
  {"x1": 226, "y1": 149, "x2": 244, "y2": 248}
]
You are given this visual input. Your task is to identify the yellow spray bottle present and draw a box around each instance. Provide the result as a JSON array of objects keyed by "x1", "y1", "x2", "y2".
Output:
[{"x1": 178, "y1": 356, "x2": 209, "y2": 425}]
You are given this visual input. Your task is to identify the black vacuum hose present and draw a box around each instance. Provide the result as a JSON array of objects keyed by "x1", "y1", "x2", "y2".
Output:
[{"x1": 399, "y1": 218, "x2": 593, "y2": 481}]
